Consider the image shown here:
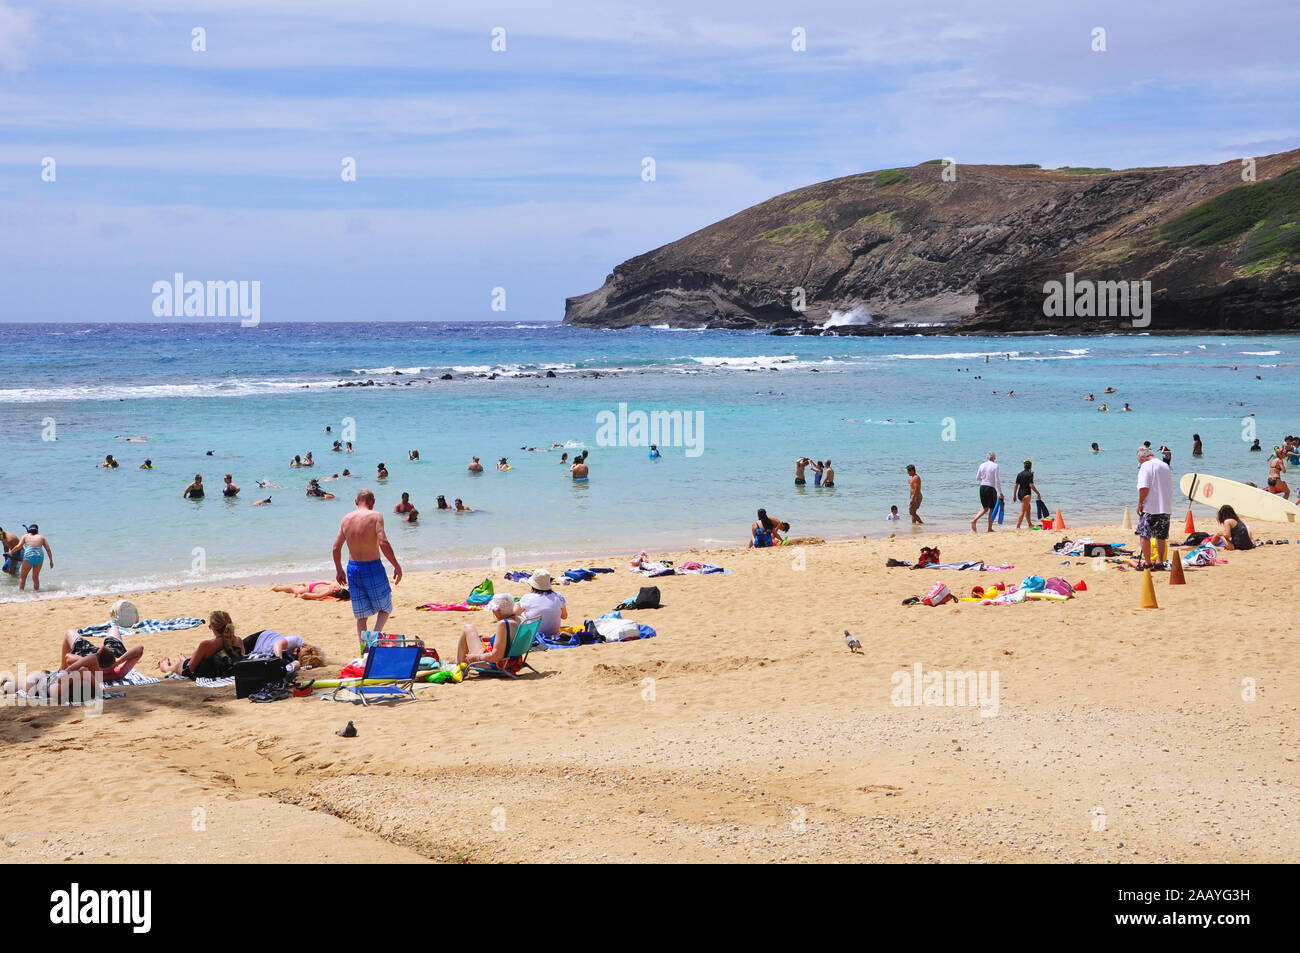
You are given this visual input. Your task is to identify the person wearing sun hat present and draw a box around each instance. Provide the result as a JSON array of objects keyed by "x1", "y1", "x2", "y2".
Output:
[{"x1": 518, "y1": 569, "x2": 568, "y2": 637}]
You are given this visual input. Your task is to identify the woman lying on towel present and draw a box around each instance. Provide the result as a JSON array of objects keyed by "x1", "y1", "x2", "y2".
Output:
[
  {"x1": 61, "y1": 627, "x2": 144, "y2": 681},
  {"x1": 456, "y1": 593, "x2": 524, "y2": 674},
  {"x1": 270, "y1": 581, "x2": 351, "y2": 601},
  {"x1": 157, "y1": 610, "x2": 244, "y2": 679}
]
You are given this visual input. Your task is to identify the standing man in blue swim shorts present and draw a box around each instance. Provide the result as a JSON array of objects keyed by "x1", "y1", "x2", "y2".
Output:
[{"x1": 332, "y1": 489, "x2": 402, "y2": 638}]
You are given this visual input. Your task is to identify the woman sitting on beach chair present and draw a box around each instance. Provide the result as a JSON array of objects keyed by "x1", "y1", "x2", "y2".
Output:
[
  {"x1": 157, "y1": 610, "x2": 244, "y2": 679},
  {"x1": 455, "y1": 593, "x2": 524, "y2": 674}
]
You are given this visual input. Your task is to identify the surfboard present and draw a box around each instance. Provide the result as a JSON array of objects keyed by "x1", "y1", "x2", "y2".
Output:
[{"x1": 1179, "y1": 472, "x2": 1300, "y2": 523}]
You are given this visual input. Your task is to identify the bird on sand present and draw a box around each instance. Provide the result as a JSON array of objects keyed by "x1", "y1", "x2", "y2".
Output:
[{"x1": 844, "y1": 630, "x2": 862, "y2": 654}]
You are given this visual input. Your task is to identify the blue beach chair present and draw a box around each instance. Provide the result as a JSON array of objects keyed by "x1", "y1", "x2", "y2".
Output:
[{"x1": 330, "y1": 634, "x2": 423, "y2": 705}]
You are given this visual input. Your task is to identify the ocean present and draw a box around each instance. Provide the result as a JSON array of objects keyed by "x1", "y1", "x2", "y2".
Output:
[{"x1": 0, "y1": 321, "x2": 1294, "y2": 601}]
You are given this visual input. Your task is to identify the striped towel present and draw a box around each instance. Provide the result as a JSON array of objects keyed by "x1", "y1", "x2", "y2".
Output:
[{"x1": 78, "y1": 617, "x2": 206, "y2": 636}]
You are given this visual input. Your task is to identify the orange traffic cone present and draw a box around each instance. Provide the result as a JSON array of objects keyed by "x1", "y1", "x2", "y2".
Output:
[
  {"x1": 1055, "y1": 508, "x2": 1067, "y2": 530},
  {"x1": 1122, "y1": 507, "x2": 1133, "y2": 530},
  {"x1": 1139, "y1": 568, "x2": 1159, "y2": 609},
  {"x1": 1184, "y1": 509, "x2": 1195, "y2": 535},
  {"x1": 1169, "y1": 549, "x2": 1186, "y2": 585}
]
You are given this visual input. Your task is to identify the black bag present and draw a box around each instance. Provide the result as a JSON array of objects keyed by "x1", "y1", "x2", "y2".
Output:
[
  {"x1": 1183, "y1": 531, "x2": 1210, "y2": 547},
  {"x1": 235, "y1": 655, "x2": 289, "y2": 699},
  {"x1": 615, "y1": 586, "x2": 661, "y2": 611}
]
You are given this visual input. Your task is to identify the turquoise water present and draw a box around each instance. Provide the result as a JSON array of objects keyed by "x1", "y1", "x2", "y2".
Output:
[{"x1": 1, "y1": 322, "x2": 1295, "y2": 601}]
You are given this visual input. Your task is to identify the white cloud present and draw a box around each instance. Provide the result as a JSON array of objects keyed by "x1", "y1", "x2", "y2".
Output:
[{"x1": 0, "y1": 2, "x2": 37, "y2": 69}]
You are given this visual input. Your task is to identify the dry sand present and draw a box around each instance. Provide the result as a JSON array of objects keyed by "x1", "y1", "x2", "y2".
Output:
[{"x1": 2, "y1": 523, "x2": 1297, "y2": 863}]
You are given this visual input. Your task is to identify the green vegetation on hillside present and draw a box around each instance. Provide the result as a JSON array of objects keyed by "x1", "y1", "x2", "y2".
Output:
[
  {"x1": 875, "y1": 169, "x2": 909, "y2": 187},
  {"x1": 1055, "y1": 167, "x2": 1113, "y2": 175},
  {"x1": 1159, "y1": 167, "x2": 1300, "y2": 270},
  {"x1": 761, "y1": 217, "x2": 829, "y2": 245}
]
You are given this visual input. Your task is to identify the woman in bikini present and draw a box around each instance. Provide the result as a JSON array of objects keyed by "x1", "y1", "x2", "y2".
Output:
[{"x1": 271, "y1": 581, "x2": 351, "y2": 601}]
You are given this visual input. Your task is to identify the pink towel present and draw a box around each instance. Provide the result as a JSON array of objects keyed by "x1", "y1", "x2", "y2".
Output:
[{"x1": 417, "y1": 602, "x2": 475, "y2": 612}]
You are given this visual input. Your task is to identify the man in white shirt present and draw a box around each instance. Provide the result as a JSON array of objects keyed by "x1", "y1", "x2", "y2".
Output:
[
  {"x1": 972, "y1": 452, "x2": 1004, "y2": 532},
  {"x1": 1135, "y1": 445, "x2": 1174, "y2": 567}
]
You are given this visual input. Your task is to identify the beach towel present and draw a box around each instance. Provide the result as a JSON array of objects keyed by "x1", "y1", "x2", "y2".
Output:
[
  {"x1": 417, "y1": 601, "x2": 475, "y2": 611},
  {"x1": 913, "y1": 560, "x2": 986, "y2": 571},
  {"x1": 77, "y1": 616, "x2": 205, "y2": 636},
  {"x1": 193, "y1": 676, "x2": 236, "y2": 688},
  {"x1": 563, "y1": 568, "x2": 597, "y2": 582}
]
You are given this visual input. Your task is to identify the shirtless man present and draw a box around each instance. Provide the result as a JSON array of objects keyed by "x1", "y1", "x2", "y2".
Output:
[
  {"x1": 468, "y1": 456, "x2": 484, "y2": 473},
  {"x1": 394, "y1": 492, "x2": 419, "y2": 522},
  {"x1": 10, "y1": 524, "x2": 53, "y2": 591},
  {"x1": 822, "y1": 459, "x2": 835, "y2": 488},
  {"x1": 570, "y1": 459, "x2": 589, "y2": 480},
  {"x1": 0, "y1": 526, "x2": 19, "y2": 575},
  {"x1": 794, "y1": 457, "x2": 809, "y2": 486},
  {"x1": 906, "y1": 465, "x2": 923, "y2": 524},
  {"x1": 332, "y1": 489, "x2": 402, "y2": 638}
]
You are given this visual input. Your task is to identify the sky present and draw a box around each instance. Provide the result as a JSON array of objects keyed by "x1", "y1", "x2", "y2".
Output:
[{"x1": 1, "y1": 0, "x2": 1297, "y2": 323}]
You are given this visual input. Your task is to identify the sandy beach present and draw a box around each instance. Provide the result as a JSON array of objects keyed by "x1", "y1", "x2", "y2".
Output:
[{"x1": 2, "y1": 521, "x2": 1296, "y2": 864}]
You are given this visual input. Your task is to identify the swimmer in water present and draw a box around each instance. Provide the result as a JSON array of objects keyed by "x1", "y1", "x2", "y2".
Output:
[
  {"x1": 222, "y1": 474, "x2": 240, "y2": 497},
  {"x1": 394, "y1": 492, "x2": 419, "y2": 522},
  {"x1": 183, "y1": 474, "x2": 205, "y2": 499},
  {"x1": 454, "y1": 498, "x2": 472, "y2": 512},
  {"x1": 99, "y1": 455, "x2": 120, "y2": 469},
  {"x1": 468, "y1": 456, "x2": 483, "y2": 473}
]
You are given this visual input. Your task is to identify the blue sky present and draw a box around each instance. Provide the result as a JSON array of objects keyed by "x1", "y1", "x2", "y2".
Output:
[{"x1": 1, "y1": 0, "x2": 1297, "y2": 322}]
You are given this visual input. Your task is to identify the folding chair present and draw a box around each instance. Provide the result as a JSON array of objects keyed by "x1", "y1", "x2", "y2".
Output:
[
  {"x1": 468, "y1": 618, "x2": 541, "y2": 678},
  {"x1": 330, "y1": 635, "x2": 423, "y2": 705}
]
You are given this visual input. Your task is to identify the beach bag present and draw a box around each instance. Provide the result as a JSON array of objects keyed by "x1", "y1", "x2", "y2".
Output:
[
  {"x1": 615, "y1": 586, "x2": 661, "y2": 610},
  {"x1": 921, "y1": 581, "x2": 952, "y2": 606},
  {"x1": 235, "y1": 656, "x2": 290, "y2": 699},
  {"x1": 1035, "y1": 499, "x2": 1050, "y2": 520},
  {"x1": 917, "y1": 546, "x2": 941, "y2": 568},
  {"x1": 1183, "y1": 531, "x2": 1209, "y2": 547},
  {"x1": 111, "y1": 599, "x2": 140, "y2": 628},
  {"x1": 467, "y1": 578, "x2": 494, "y2": 605},
  {"x1": 593, "y1": 617, "x2": 640, "y2": 642},
  {"x1": 1020, "y1": 575, "x2": 1046, "y2": 593},
  {"x1": 1186, "y1": 545, "x2": 1216, "y2": 567},
  {"x1": 1043, "y1": 577, "x2": 1075, "y2": 597}
]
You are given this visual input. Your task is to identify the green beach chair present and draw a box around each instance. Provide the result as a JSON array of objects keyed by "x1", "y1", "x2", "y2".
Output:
[{"x1": 468, "y1": 618, "x2": 541, "y2": 678}]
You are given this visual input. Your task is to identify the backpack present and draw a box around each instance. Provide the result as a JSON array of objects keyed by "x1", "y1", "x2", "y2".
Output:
[
  {"x1": 917, "y1": 547, "x2": 941, "y2": 568},
  {"x1": 615, "y1": 586, "x2": 661, "y2": 611}
]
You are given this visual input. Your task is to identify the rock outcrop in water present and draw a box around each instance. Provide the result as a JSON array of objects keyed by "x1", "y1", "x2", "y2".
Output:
[{"x1": 563, "y1": 150, "x2": 1300, "y2": 333}]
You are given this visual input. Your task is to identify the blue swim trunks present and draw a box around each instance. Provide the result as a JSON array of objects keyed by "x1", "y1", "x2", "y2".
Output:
[{"x1": 346, "y1": 559, "x2": 392, "y2": 619}]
